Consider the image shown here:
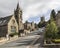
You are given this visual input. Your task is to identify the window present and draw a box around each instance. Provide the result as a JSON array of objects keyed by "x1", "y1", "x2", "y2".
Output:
[
  {"x1": 11, "y1": 26, "x2": 16, "y2": 32},
  {"x1": 12, "y1": 20, "x2": 15, "y2": 24},
  {"x1": 20, "y1": 20, "x2": 22, "y2": 23}
]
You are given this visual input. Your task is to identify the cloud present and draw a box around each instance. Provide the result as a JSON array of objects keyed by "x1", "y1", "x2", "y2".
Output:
[
  {"x1": 28, "y1": 16, "x2": 40, "y2": 24},
  {"x1": 22, "y1": 0, "x2": 60, "y2": 23},
  {"x1": 0, "y1": 0, "x2": 18, "y2": 17},
  {"x1": 0, "y1": 0, "x2": 60, "y2": 23},
  {"x1": 22, "y1": 3, "x2": 42, "y2": 22}
]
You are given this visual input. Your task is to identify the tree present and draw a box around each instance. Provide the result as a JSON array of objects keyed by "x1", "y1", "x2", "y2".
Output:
[
  {"x1": 45, "y1": 16, "x2": 58, "y2": 39},
  {"x1": 38, "y1": 22, "x2": 42, "y2": 28},
  {"x1": 38, "y1": 21, "x2": 47, "y2": 28},
  {"x1": 50, "y1": 9, "x2": 56, "y2": 20},
  {"x1": 45, "y1": 20, "x2": 58, "y2": 43}
]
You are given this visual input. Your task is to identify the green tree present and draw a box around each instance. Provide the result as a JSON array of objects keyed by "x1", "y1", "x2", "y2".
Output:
[
  {"x1": 50, "y1": 9, "x2": 56, "y2": 20},
  {"x1": 45, "y1": 20, "x2": 58, "y2": 39},
  {"x1": 38, "y1": 21, "x2": 47, "y2": 28},
  {"x1": 38, "y1": 22, "x2": 42, "y2": 28}
]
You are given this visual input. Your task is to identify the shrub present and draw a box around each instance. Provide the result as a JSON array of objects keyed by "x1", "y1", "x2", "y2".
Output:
[
  {"x1": 52, "y1": 39, "x2": 60, "y2": 43},
  {"x1": 9, "y1": 32, "x2": 18, "y2": 37}
]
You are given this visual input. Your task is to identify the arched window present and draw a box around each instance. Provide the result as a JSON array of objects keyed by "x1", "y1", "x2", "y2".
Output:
[
  {"x1": 12, "y1": 20, "x2": 15, "y2": 24},
  {"x1": 11, "y1": 26, "x2": 16, "y2": 32}
]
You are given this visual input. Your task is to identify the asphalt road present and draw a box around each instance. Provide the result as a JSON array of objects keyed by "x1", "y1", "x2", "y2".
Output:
[
  {"x1": 30, "y1": 30, "x2": 44, "y2": 48},
  {"x1": 0, "y1": 29, "x2": 44, "y2": 48}
]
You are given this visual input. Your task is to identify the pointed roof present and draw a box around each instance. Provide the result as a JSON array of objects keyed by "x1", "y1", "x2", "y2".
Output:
[
  {"x1": 16, "y1": 2, "x2": 20, "y2": 10},
  {"x1": 0, "y1": 15, "x2": 12, "y2": 26}
]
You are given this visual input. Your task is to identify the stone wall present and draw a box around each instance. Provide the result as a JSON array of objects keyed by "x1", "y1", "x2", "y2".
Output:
[
  {"x1": 44, "y1": 45, "x2": 60, "y2": 48},
  {"x1": 8, "y1": 16, "x2": 18, "y2": 34},
  {"x1": 0, "y1": 25, "x2": 7, "y2": 37}
]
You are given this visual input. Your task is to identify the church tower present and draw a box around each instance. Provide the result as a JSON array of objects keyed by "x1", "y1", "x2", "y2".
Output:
[
  {"x1": 14, "y1": 2, "x2": 23, "y2": 30},
  {"x1": 41, "y1": 16, "x2": 45, "y2": 23}
]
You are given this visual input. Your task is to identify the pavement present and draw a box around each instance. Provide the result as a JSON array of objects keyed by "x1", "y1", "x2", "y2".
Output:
[
  {"x1": 0, "y1": 29, "x2": 44, "y2": 48},
  {"x1": 0, "y1": 35, "x2": 18, "y2": 45},
  {"x1": 0, "y1": 35, "x2": 40, "y2": 48}
]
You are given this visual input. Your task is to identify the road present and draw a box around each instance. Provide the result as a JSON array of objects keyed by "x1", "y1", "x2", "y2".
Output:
[
  {"x1": 30, "y1": 30, "x2": 44, "y2": 48},
  {"x1": 0, "y1": 29, "x2": 44, "y2": 48}
]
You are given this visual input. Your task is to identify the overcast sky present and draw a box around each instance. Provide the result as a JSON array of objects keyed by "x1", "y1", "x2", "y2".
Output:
[{"x1": 0, "y1": 0, "x2": 60, "y2": 23}]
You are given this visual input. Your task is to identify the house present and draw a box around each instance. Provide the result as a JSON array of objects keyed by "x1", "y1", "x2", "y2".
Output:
[
  {"x1": 0, "y1": 15, "x2": 18, "y2": 37},
  {"x1": 24, "y1": 21, "x2": 35, "y2": 34},
  {"x1": 24, "y1": 21, "x2": 35, "y2": 31},
  {"x1": 56, "y1": 11, "x2": 60, "y2": 28}
]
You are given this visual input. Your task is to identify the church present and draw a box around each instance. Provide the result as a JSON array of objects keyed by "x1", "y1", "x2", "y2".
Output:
[
  {"x1": 0, "y1": 3, "x2": 36, "y2": 37},
  {"x1": 0, "y1": 3, "x2": 24, "y2": 37}
]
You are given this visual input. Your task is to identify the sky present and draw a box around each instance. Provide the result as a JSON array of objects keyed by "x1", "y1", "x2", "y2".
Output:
[{"x1": 0, "y1": 0, "x2": 60, "y2": 23}]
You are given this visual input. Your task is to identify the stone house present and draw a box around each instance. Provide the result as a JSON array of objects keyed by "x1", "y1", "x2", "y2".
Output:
[
  {"x1": 56, "y1": 11, "x2": 60, "y2": 28},
  {"x1": 31, "y1": 22, "x2": 35, "y2": 31},
  {"x1": 24, "y1": 21, "x2": 35, "y2": 34},
  {"x1": 0, "y1": 15, "x2": 18, "y2": 37}
]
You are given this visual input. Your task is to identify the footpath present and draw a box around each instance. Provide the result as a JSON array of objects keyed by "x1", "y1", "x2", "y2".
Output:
[
  {"x1": 0, "y1": 36, "x2": 19, "y2": 45},
  {"x1": 0, "y1": 35, "x2": 40, "y2": 46}
]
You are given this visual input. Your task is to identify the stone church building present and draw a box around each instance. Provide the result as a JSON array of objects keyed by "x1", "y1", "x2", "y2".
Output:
[
  {"x1": 0, "y1": 3, "x2": 23, "y2": 37},
  {"x1": 0, "y1": 3, "x2": 36, "y2": 37},
  {"x1": 0, "y1": 15, "x2": 18, "y2": 37}
]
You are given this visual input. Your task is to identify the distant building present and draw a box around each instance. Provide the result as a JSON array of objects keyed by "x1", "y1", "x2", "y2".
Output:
[
  {"x1": 50, "y1": 10, "x2": 60, "y2": 28},
  {"x1": 56, "y1": 11, "x2": 60, "y2": 28},
  {"x1": 38, "y1": 16, "x2": 46, "y2": 28},
  {"x1": 40, "y1": 16, "x2": 45, "y2": 23},
  {"x1": 24, "y1": 21, "x2": 35, "y2": 31},
  {"x1": 31, "y1": 22, "x2": 35, "y2": 31}
]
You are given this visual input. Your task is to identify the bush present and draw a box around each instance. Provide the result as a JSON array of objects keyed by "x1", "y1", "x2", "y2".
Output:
[
  {"x1": 52, "y1": 39, "x2": 60, "y2": 43},
  {"x1": 54, "y1": 27, "x2": 60, "y2": 39},
  {"x1": 46, "y1": 40, "x2": 51, "y2": 44},
  {"x1": 9, "y1": 32, "x2": 18, "y2": 37},
  {"x1": 9, "y1": 34, "x2": 14, "y2": 37}
]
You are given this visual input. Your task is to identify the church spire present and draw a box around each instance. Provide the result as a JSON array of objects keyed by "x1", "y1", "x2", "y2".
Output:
[
  {"x1": 16, "y1": 2, "x2": 20, "y2": 10},
  {"x1": 14, "y1": 1, "x2": 23, "y2": 30}
]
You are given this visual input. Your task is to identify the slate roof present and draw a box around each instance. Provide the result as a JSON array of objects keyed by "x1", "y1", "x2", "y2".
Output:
[{"x1": 0, "y1": 15, "x2": 12, "y2": 26}]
